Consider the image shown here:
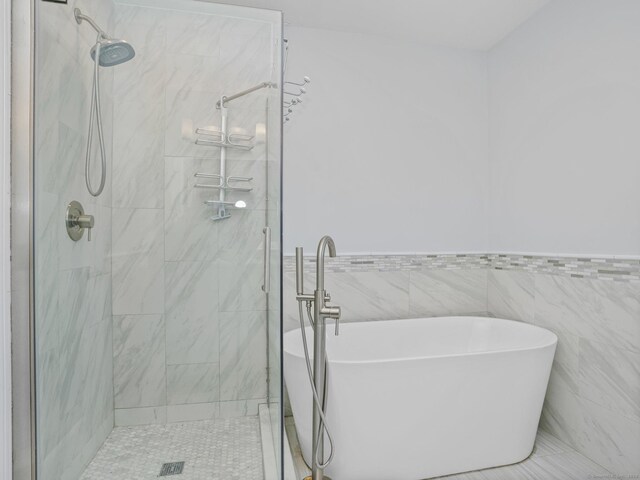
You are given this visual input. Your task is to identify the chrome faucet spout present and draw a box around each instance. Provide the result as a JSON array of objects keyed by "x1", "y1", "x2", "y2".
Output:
[{"x1": 316, "y1": 235, "x2": 336, "y2": 293}]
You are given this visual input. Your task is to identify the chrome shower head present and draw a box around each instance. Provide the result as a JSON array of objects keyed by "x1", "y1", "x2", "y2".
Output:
[
  {"x1": 75, "y1": 8, "x2": 135, "y2": 67},
  {"x1": 90, "y1": 39, "x2": 135, "y2": 67}
]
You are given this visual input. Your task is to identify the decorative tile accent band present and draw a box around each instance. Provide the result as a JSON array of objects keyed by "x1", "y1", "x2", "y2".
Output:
[
  {"x1": 284, "y1": 253, "x2": 640, "y2": 281},
  {"x1": 488, "y1": 254, "x2": 640, "y2": 281}
]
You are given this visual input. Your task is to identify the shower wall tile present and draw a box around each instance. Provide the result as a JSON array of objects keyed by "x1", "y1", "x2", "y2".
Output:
[
  {"x1": 219, "y1": 398, "x2": 265, "y2": 418},
  {"x1": 35, "y1": 2, "x2": 116, "y2": 473},
  {"x1": 112, "y1": 208, "x2": 164, "y2": 314},
  {"x1": 167, "y1": 363, "x2": 220, "y2": 405},
  {"x1": 112, "y1": 100, "x2": 164, "y2": 208},
  {"x1": 115, "y1": 406, "x2": 167, "y2": 427},
  {"x1": 165, "y1": 12, "x2": 222, "y2": 57},
  {"x1": 165, "y1": 52, "x2": 222, "y2": 93},
  {"x1": 219, "y1": 252, "x2": 266, "y2": 312},
  {"x1": 113, "y1": 314, "x2": 166, "y2": 409},
  {"x1": 487, "y1": 269, "x2": 534, "y2": 322},
  {"x1": 219, "y1": 311, "x2": 267, "y2": 401},
  {"x1": 165, "y1": 260, "x2": 220, "y2": 365},
  {"x1": 164, "y1": 156, "x2": 220, "y2": 262},
  {"x1": 113, "y1": 36, "x2": 166, "y2": 107},
  {"x1": 111, "y1": 4, "x2": 277, "y2": 427},
  {"x1": 409, "y1": 268, "x2": 487, "y2": 317},
  {"x1": 166, "y1": 402, "x2": 220, "y2": 423}
]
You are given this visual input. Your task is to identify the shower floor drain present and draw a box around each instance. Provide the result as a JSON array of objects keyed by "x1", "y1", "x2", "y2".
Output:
[{"x1": 159, "y1": 462, "x2": 185, "y2": 476}]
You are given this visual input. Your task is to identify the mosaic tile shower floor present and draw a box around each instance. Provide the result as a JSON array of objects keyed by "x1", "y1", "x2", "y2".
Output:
[{"x1": 80, "y1": 417, "x2": 264, "y2": 480}]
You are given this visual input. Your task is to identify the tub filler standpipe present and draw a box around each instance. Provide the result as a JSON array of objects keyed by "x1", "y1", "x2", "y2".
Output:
[{"x1": 296, "y1": 236, "x2": 342, "y2": 480}]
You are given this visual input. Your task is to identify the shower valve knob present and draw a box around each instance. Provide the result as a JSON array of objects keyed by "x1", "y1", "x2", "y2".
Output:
[{"x1": 65, "y1": 201, "x2": 95, "y2": 242}]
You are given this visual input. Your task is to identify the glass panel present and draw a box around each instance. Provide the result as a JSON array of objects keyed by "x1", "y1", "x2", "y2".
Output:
[{"x1": 33, "y1": 1, "x2": 282, "y2": 478}]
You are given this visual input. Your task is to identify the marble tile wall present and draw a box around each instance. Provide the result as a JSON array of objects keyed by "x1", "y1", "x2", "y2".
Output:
[
  {"x1": 283, "y1": 253, "x2": 640, "y2": 474},
  {"x1": 488, "y1": 268, "x2": 640, "y2": 475},
  {"x1": 282, "y1": 256, "x2": 489, "y2": 332},
  {"x1": 35, "y1": 0, "x2": 116, "y2": 478},
  {"x1": 111, "y1": 5, "x2": 277, "y2": 426}
]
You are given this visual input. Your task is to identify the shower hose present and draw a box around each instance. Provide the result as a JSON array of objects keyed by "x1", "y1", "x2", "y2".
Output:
[
  {"x1": 298, "y1": 300, "x2": 335, "y2": 469},
  {"x1": 84, "y1": 35, "x2": 107, "y2": 197}
]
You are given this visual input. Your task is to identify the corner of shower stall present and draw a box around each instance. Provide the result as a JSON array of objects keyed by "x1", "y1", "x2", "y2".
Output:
[{"x1": 31, "y1": 0, "x2": 283, "y2": 478}]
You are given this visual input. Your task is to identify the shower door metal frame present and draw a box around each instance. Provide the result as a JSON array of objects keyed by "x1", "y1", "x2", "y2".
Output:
[{"x1": 11, "y1": 0, "x2": 44, "y2": 478}]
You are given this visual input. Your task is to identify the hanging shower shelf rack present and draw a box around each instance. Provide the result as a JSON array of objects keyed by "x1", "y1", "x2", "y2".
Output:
[{"x1": 194, "y1": 81, "x2": 275, "y2": 221}]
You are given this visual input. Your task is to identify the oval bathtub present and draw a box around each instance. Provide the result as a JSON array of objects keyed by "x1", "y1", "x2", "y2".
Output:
[{"x1": 284, "y1": 316, "x2": 557, "y2": 480}]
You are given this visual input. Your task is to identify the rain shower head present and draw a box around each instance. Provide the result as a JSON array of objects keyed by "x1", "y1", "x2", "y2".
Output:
[
  {"x1": 90, "y1": 39, "x2": 135, "y2": 67},
  {"x1": 75, "y1": 8, "x2": 135, "y2": 67}
]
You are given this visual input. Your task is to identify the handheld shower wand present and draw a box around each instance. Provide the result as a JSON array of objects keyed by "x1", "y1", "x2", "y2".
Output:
[{"x1": 74, "y1": 9, "x2": 135, "y2": 197}]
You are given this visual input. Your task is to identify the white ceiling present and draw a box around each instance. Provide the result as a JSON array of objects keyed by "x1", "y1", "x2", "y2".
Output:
[{"x1": 214, "y1": 0, "x2": 551, "y2": 50}]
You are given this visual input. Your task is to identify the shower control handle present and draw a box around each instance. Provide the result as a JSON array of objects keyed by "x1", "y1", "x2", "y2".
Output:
[
  {"x1": 65, "y1": 201, "x2": 94, "y2": 242},
  {"x1": 77, "y1": 214, "x2": 95, "y2": 241}
]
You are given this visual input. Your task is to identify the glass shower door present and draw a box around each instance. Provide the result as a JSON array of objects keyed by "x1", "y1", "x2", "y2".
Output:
[{"x1": 32, "y1": 1, "x2": 282, "y2": 478}]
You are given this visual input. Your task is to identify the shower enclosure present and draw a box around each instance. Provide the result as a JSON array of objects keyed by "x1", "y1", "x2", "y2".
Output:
[{"x1": 31, "y1": 0, "x2": 283, "y2": 478}]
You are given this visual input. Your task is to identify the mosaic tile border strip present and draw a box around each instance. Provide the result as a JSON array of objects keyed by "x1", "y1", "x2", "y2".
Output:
[
  {"x1": 284, "y1": 253, "x2": 640, "y2": 281},
  {"x1": 283, "y1": 254, "x2": 490, "y2": 273},
  {"x1": 489, "y1": 254, "x2": 640, "y2": 281}
]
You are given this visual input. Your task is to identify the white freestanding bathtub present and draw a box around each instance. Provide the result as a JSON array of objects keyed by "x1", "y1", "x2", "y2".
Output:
[{"x1": 284, "y1": 316, "x2": 557, "y2": 480}]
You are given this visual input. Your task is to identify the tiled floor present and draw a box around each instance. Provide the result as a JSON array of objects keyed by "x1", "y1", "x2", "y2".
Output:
[
  {"x1": 80, "y1": 417, "x2": 264, "y2": 480},
  {"x1": 285, "y1": 417, "x2": 610, "y2": 480}
]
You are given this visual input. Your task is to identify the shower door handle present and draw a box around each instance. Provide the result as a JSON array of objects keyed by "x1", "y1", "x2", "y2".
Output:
[{"x1": 262, "y1": 227, "x2": 271, "y2": 294}]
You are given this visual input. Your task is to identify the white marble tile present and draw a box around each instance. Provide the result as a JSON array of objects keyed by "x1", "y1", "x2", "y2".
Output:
[
  {"x1": 113, "y1": 314, "x2": 166, "y2": 409},
  {"x1": 540, "y1": 383, "x2": 581, "y2": 450},
  {"x1": 534, "y1": 275, "x2": 640, "y2": 353},
  {"x1": 115, "y1": 406, "x2": 167, "y2": 427},
  {"x1": 409, "y1": 268, "x2": 487, "y2": 317},
  {"x1": 488, "y1": 269, "x2": 534, "y2": 322},
  {"x1": 217, "y1": 208, "x2": 266, "y2": 261},
  {"x1": 578, "y1": 339, "x2": 640, "y2": 422},
  {"x1": 167, "y1": 363, "x2": 220, "y2": 405},
  {"x1": 531, "y1": 429, "x2": 573, "y2": 458},
  {"x1": 165, "y1": 52, "x2": 221, "y2": 93},
  {"x1": 218, "y1": 21, "x2": 272, "y2": 106},
  {"x1": 164, "y1": 156, "x2": 220, "y2": 261},
  {"x1": 576, "y1": 396, "x2": 640, "y2": 475},
  {"x1": 113, "y1": 39, "x2": 166, "y2": 108},
  {"x1": 165, "y1": 260, "x2": 220, "y2": 365},
  {"x1": 323, "y1": 270, "x2": 410, "y2": 321},
  {"x1": 34, "y1": 191, "x2": 60, "y2": 353},
  {"x1": 219, "y1": 398, "x2": 265, "y2": 418},
  {"x1": 166, "y1": 402, "x2": 219, "y2": 423},
  {"x1": 218, "y1": 250, "x2": 266, "y2": 312},
  {"x1": 112, "y1": 208, "x2": 164, "y2": 314},
  {"x1": 165, "y1": 12, "x2": 222, "y2": 57},
  {"x1": 219, "y1": 311, "x2": 267, "y2": 401},
  {"x1": 112, "y1": 100, "x2": 164, "y2": 208},
  {"x1": 548, "y1": 330, "x2": 580, "y2": 394}
]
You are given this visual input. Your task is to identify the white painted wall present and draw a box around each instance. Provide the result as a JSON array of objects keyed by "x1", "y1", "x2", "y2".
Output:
[
  {"x1": 488, "y1": 0, "x2": 640, "y2": 256},
  {"x1": 1, "y1": 0, "x2": 12, "y2": 476},
  {"x1": 283, "y1": 27, "x2": 489, "y2": 254}
]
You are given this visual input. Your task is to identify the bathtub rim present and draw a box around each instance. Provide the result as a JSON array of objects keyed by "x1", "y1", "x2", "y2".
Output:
[{"x1": 284, "y1": 316, "x2": 558, "y2": 365}]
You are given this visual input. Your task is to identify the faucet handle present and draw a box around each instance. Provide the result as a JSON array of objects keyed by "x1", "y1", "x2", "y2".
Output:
[{"x1": 321, "y1": 304, "x2": 341, "y2": 335}]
